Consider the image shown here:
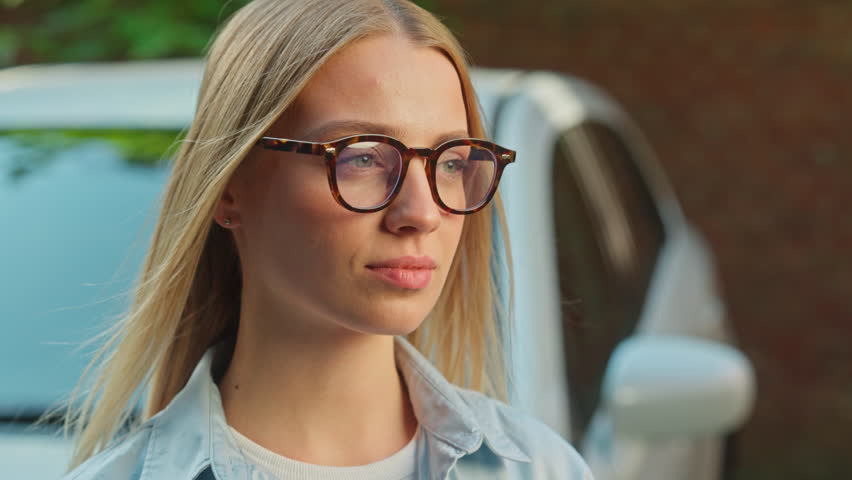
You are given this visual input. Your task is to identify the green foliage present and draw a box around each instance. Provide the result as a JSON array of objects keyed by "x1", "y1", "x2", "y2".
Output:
[
  {"x1": 1, "y1": 0, "x2": 252, "y2": 67},
  {"x1": 2, "y1": 130, "x2": 181, "y2": 184},
  {"x1": 1, "y1": 0, "x2": 447, "y2": 67}
]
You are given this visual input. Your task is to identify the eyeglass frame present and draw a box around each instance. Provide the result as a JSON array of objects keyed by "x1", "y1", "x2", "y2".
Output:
[{"x1": 254, "y1": 133, "x2": 516, "y2": 215}]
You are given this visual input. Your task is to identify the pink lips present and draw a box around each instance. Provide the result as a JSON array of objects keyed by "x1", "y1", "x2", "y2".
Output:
[{"x1": 366, "y1": 256, "x2": 437, "y2": 290}]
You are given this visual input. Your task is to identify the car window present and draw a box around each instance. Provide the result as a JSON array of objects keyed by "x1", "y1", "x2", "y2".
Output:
[
  {"x1": 0, "y1": 130, "x2": 174, "y2": 417},
  {"x1": 551, "y1": 121, "x2": 665, "y2": 443}
]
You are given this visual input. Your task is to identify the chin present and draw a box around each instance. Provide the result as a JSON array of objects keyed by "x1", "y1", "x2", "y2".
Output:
[
  {"x1": 343, "y1": 304, "x2": 429, "y2": 337},
  {"x1": 359, "y1": 316, "x2": 425, "y2": 337}
]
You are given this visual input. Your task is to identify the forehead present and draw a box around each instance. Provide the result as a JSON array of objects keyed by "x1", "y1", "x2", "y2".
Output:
[{"x1": 275, "y1": 33, "x2": 469, "y2": 143}]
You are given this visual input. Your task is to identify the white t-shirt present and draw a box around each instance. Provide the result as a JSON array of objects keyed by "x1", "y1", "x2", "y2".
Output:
[{"x1": 229, "y1": 425, "x2": 420, "y2": 480}]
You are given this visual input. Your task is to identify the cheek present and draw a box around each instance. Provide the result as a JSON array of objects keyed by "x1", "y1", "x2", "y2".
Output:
[
  {"x1": 444, "y1": 214, "x2": 465, "y2": 257},
  {"x1": 435, "y1": 213, "x2": 465, "y2": 284},
  {"x1": 242, "y1": 161, "x2": 362, "y2": 279}
]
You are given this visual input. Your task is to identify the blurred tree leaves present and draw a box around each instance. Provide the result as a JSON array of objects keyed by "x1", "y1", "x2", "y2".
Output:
[
  {"x1": 2, "y1": 129, "x2": 181, "y2": 183},
  {"x1": 1, "y1": 0, "x2": 251, "y2": 67},
  {"x1": 3, "y1": 129, "x2": 181, "y2": 167},
  {"x1": 0, "y1": 0, "x2": 448, "y2": 67}
]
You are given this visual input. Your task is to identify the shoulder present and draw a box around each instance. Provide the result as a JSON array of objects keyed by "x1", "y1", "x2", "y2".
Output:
[
  {"x1": 455, "y1": 388, "x2": 594, "y2": 479},
  {"x1": 60, "y1": 424, "x2": 154, "y2": 480}
]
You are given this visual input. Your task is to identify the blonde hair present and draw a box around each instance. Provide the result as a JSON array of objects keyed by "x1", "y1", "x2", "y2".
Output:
[{"x1": 62, "y1": 0, "x2": 513, "y2": 471}]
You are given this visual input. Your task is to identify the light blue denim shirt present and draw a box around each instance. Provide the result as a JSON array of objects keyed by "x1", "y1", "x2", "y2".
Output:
[{"x1": 63, "y1": 336, "x2": 593, "y2": 480}]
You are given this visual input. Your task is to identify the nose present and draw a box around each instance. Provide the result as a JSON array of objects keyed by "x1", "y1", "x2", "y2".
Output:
[{"x1": 382, "y1": 157, "x2": 441, "y2": 235}]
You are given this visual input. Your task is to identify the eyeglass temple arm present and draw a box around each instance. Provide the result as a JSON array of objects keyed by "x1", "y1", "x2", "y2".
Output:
[{"x1": 256, "y1": 137, "x2": 328, "y2": 155}]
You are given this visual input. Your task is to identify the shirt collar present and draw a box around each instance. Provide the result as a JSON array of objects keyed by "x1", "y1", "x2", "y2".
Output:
[
  {"x1": 143, "y1": 335, "x2": 529, "y2": 480},
  {"x1": 392, "y1": 336, "x2": 530, "y2": 463}
]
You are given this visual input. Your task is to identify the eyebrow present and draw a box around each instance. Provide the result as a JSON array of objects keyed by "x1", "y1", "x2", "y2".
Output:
[{"x1": 300, "y1": 120, "x2": 471, "y2": 147}]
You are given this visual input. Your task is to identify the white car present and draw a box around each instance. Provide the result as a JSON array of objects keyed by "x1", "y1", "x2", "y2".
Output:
[
  {"x1": 475, "y1": 70, "x2": 755, "y2": 480},
  {"x1": 0, "y1": 60, "x2": 755, "y2": 480}
]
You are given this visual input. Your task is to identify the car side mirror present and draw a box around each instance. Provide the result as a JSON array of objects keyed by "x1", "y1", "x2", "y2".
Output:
[{"x1": 601, "y1": 335, "x2": 756, "y2": 439}]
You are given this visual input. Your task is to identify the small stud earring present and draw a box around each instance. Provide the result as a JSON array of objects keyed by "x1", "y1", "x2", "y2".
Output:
[{"x1": 224, "y1": 218, "x2": 232, "y2": 225}]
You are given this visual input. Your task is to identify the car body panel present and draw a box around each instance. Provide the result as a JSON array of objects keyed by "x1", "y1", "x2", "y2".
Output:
[{"x1": 0, "y1": 426, "x2": 72, "y2": 479}]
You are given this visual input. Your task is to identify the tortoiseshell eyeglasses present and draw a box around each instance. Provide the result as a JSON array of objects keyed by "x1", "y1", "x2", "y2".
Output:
[{"x1": 255, "y1": 134, "x2": 516, "y2": 214}]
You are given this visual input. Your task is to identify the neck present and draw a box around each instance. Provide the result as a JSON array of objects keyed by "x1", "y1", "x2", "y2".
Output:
[{"x1": 218, "y1": 310, "x2": 419, "y2": 466}]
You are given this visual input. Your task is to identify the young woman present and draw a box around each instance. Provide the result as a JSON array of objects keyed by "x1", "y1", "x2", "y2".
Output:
[{"x1": 62, "y1": 0, "x2": 593, "y2": 478}]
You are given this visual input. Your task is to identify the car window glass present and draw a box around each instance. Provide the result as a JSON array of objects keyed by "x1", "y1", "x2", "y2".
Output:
[
  {"x1": 0, "y1": 130, "x2": 173, "y2": 416},
  {"x1": 551, "y1": 121, "x2": 665, "y2": 443}
]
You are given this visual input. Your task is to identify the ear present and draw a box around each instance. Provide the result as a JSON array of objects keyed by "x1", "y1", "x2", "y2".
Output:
[
  {"x1": 214, "y1": 152, "x2": 262, "y2": 229},
  {"x1": 214, "y1": 180, "x2": 241, "y2": 229}
]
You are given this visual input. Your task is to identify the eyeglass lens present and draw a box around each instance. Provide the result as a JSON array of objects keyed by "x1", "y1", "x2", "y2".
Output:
[{"x1": 335, "y1": 141, "x2": 497, "y2": 211}]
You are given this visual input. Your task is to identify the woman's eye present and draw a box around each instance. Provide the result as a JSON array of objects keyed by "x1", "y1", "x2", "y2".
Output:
[
  {"x1": 352, "y1": 155, "x2": 374, "y2": 168},
  {"x1": 439, "y1": 158, "x2": 466, "y2": 174},
  {"x1": 342, "y1": 154, "x2": 376, "y2": 168}
]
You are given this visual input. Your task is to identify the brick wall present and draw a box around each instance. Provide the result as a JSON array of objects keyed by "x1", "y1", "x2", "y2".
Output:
[{"x1": 431, "y1": 1, "x2": 852, "y2": 478}]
